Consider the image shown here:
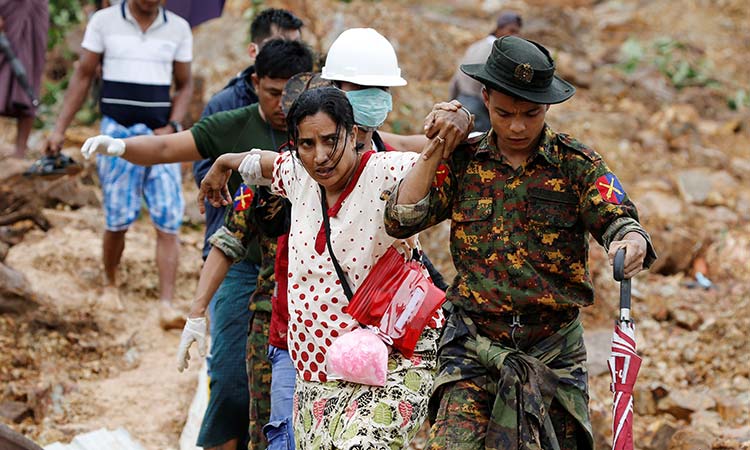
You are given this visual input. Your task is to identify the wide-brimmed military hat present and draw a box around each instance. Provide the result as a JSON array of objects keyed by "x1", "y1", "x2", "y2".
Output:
[
  {"x1": 281, "y1": 72, "x2": 334, "y2": 115},
  {"x1": 461, "y1": 35, "x2": 575, "y2": 104}
]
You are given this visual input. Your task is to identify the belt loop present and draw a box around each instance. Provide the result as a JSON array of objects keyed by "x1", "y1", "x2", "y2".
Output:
[{"x1": 510, "y1": 313, "x2": 523, "y2": 349}]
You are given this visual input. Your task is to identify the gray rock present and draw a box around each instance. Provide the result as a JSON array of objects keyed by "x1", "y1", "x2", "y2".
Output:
[{"x1": 584, "y1": 328, "x2": 613, "y2": 377}]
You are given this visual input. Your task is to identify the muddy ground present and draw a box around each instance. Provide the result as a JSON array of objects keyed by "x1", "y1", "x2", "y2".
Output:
[{"x1": 1, "y1": 0, "x2": 749, "y2": 448}]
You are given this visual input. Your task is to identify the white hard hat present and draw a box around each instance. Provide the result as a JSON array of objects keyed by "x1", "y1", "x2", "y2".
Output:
[{"x1": 322, "y1": 28, "x2": 407, "y2": 87}]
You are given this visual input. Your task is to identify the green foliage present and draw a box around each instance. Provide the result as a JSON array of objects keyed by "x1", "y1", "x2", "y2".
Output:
[
  {"x1": 728, "y1": 89, "x2": 749, "y2": 111},
  {"x1": 243, "y1": 0, "x2": 266, "y2": 42},
  {"x1": 618, "y1": 38, "x2": 643, "y2": 74},
  {"x1": 617, "y1": 37, "x2": 718, "y2": 89},
  {"x1": 652, "y1": 37, "x2": 717, "y2": 89},
  {"x1": 48, "y1": 0, "x2": 85, "y2": 52},
  {"x1": 37, "y1": 1, "x2": 100, "y2": 129},
  {"x1": 34, "y1": 69, "x2": 99, "y2": 130}
]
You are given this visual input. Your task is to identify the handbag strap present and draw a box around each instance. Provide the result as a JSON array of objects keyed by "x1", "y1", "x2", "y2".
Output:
[{"x1": 320, "y1": 185, "x2": 354, "y2": 301}]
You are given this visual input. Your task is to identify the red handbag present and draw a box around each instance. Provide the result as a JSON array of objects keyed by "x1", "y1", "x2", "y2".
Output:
[
  {"x1": 319, "y1": 186, "x2": 444, "y2": 359},
  {"x1": 344, "y1": 246, "x2": 445, "y2": 358}
]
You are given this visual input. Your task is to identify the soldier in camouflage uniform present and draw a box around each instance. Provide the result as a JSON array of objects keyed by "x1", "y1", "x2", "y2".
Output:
[
  {"x1": 209, "y1": 187, "x2": 278, "y2": 450},
  {"x1": 383, "y1": 36, "x2": 657, "y2": 449}
]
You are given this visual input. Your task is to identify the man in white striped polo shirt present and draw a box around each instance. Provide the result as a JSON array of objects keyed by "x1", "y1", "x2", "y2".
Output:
[{"x1": 46, "y1": 0, "x2": 193, "y2": 314}]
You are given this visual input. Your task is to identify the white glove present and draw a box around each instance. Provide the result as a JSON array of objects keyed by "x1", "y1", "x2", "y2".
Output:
[
  {"x1": 239, "y1": 149, "x2": 271, "y2": 186},
  {"x1": 80, "y1": 134, "x2": 126, "y2": 159},
  {"x1": 176, "y1": 316, "x2": 207, "y2": 372}
]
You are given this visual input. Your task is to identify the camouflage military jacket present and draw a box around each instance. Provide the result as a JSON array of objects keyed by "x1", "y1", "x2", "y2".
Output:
[
  {"x1": 384, "y1": 126, "x2": 657, "y2": 340},
  {"x1": 209, "y1": 185, "x2": 280, "y2": 313}
]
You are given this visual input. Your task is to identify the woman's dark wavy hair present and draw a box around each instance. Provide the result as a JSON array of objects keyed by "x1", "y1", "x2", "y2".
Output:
[{"x1": 286, "y1": 87, "x2": 356, "y2": 166}]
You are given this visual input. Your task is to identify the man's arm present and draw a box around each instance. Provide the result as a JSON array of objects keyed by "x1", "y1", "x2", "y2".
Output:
[
  {"x1": 154, "y1": 61, "x2": 193, "y2": 135},
  {"x1": 198, "y1": 150, "x2": 277, "y2": 211},
  {"x1": 46, "y1": 50, "x2": 102, "y2": 154},
  {"x1": 177, "y1": 244, "x2": 232, "y2": 372},
  {"x1": 379, "y1": 101, "x2": 473, "y2": 154},
  {"x1": 81, "y1": 129, "x2": 203, "y2": 165},
  {"x1": 379, "y1": 132, "x2": 427, "y2": 153},
  {"x1": 188, "y1": 246, "x2": 232, "y2": 318}
]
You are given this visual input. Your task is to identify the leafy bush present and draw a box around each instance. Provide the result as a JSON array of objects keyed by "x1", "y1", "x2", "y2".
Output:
[
  {"x1": 48, "y1": 0, "x2": 84, "y2": 52},
  {"x1": 617, "y1": 37, "x2": 718, "y2": 89}
]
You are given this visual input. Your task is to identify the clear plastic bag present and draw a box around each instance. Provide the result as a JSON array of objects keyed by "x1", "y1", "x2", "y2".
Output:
[{"x1": 326, "y1": 327, "x2": 389, "y2": 387}]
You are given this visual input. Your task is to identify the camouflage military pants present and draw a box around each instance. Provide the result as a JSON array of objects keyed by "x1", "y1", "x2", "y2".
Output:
[
  {"x1": 426, "y1": 310, "x2": 592, "y2": 450},
  {"x1": 427, "y1": 378, "x2": 586, "y2": 450},
  {"x1": 246, "y1": 310, "x2": 272, "y2": 450}
]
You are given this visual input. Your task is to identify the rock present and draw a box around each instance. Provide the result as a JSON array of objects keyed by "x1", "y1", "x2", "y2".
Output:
[
  {"x1": 687, "y1": 146, "x2": 731, "y2": 171},
  {"x1": 634, "y1": 383, "x2": 658, "y2": 415},
  {"x1": 0, "y1": 262, "x2": 39, "y2": 314},
  {"x1": 675, "y1": 169, "x2": 740, "y2": 208},
  {"x1": 734, "y1": 190, "x2": 750, "y2": 221},
  {"x1": 589, "y1": 403, "x2": 610, "y2": 450},
  {"x1": 693, "y1": 206, "x2": 740, "y2": 232},
  {"x1": 182, "y1": 197, "x2": 205, "y2": 227},
  {"x1": 647, "y1": 225, "x2": 701, "y2": 275},
  {"x1": 0, "y1": 158, "x2": 28, "y2": 184},
  {"x1": 584, "y1": 328, "x2": 612, "y2": 376},
  {"x1": 690, "y1": 410, "x2": 723, "y2": 432},
  {"x1": 729, "y1": 157, "x2": 750, "y2": 181},
  {"x1": 633, "y1": 74, "x2": 676, "y2": 108},
  {"x1": 0, "y1": 401, "x2": 32, "y2": 423},
  {"x1": 670, "y1": 306, "x2": 703, "y2": 331},
  {"x1": 644, "y1": 417, "x2": 678, "y2": 450},
  {"x1": 0, "y1": 423, "x2": 44, "y2": 450},
  {"x1": 555, "y1": 50, "x2": 594, "y2": 88},
  {"x1": 0, "y1": 240, "x2": 8, "y2": 262},
  {"x1": 649, "y1": 104, "x2": 700, "y2": 148},
  {"x1": 668, "y1": 427, "x2": 714, "y2": 450},
  {"x1": 731, "y1": 376, "x2": 750, "y2": 392},
  {"x1": 705, "y1": 230, "x2": 750, "y2": 281},
  {"x1": 635, "y1": 129, "x2": 669, "y2": 154},
  {"x1": 45, "y1": 178, "x2": 101, "y2": 209},
  {"x1": 658, "y1": 388, "x2": 716, "y2": 420},
  {"x1": 719, "y1": 425, "x2": 750, "y2": 444},
  {"x1": 632, "y1": 190, "x2": 683, "y2": 222},
  {"x1": 714, "y1": 392, "x2": 746, "y2": 424}
]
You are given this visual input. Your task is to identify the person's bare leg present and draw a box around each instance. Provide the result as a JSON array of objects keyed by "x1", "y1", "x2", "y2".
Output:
[
  {"x1": 14, "y1": 115, "x2": 34, "y2": 158},
  {"x1": 205, "y1": 439, "x2": 239, "y2": 450},
  {"x1": 156, "y1": 229, "x2": 182, "y2": 329},
  {"x1": 155, "y1": 229, "x2": 179, "y2": 304},
  {"x1": 102, "y1": 229, "x2": 126, "y2": 309}
]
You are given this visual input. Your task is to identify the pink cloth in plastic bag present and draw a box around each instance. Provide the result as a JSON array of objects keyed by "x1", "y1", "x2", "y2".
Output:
[{"x1": 326, "y1": 327, "x2": 389, "y2": 387}]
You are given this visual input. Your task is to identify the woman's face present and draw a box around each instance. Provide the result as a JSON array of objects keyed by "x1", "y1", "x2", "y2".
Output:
[{"x1": 296, "y1": 111, "x2": 359, "y2": 194}]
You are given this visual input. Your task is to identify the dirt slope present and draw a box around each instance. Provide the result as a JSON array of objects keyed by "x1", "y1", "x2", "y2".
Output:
[{"x1": 1, "y1": 0, "x2": 749, "y2": 448}]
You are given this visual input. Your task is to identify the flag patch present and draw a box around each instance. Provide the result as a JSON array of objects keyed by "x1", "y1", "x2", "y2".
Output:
[
  {"x1": 596, "y1": 173, "x2": 625, "y2": 204},
  {"x1": 432, "y1": 164, "x2": 449, "y2": 188},
  {"x1": 233, "y1": 184, "x2": 254, "y2": 211}
]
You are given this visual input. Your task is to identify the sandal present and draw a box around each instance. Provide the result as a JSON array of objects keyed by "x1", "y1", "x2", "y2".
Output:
[{"x1": 24, "y1": 154, "x2": 82, "y2": 177}]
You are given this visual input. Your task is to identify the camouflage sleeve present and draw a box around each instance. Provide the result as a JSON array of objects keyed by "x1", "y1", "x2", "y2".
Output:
[
  {"x1": 383, "y1": 162, "x2": 457, "y2": 239},
  {"x1": 573, "y1": 152, "x2": 657, "y2": 268},
  {"x1": 208, "y1": 199, "x2": 260, "y2": 263}
]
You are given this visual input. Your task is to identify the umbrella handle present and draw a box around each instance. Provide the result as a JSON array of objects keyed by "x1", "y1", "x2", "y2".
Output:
[
  {"x1": 613, "y1": 248, "x2": 632, "y2": 319},
  {"x1": 613, "y1": 247, "x2": 626, "y2": 281}
]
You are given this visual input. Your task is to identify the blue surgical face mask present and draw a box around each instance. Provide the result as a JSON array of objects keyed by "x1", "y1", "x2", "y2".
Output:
[{"x1": 345, "y1": 88, "x2": 393, "y2": 129}]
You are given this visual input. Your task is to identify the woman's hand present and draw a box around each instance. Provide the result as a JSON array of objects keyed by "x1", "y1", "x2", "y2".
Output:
[
  {"x1": 422, "y1": 100, "x2": 473, "y2": 160},
  {"x1": 198, "y1": 158, "x2": 233, "y2": 213}
]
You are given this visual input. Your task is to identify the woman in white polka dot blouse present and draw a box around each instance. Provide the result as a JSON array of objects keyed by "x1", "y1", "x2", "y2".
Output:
[{"x1": 200, "y1": 87, "x2": 464, "y2": 449}]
